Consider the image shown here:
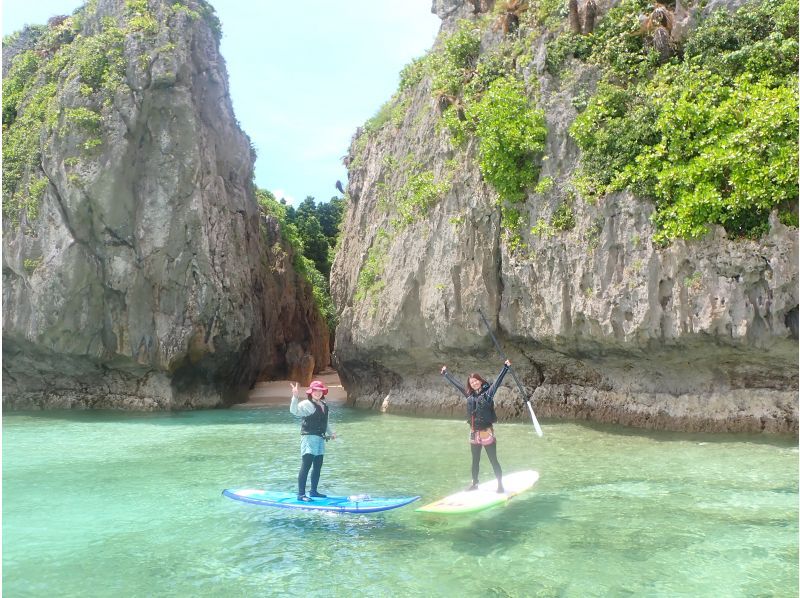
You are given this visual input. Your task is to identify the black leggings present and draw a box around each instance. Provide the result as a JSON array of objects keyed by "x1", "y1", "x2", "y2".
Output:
[
  {"x1": 298, "y1": 453, "x2": 324, "y2": 496},
  {"x1": 471, "y1": 441, "x2": 502, "y2": 485}
]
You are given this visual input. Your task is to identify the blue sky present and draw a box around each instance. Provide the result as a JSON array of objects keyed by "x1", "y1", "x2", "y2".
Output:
[{"x1": 2, "y1": 1, "x2": 441, "y2": 205}]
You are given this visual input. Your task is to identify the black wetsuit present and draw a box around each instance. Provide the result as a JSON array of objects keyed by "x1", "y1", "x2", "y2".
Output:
[{"x1": 443, "y1": 364, "x2": 509, "y2": 487}]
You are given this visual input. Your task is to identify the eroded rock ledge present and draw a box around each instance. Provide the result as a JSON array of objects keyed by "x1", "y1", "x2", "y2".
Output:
[{"x1": 330, "y1": 0, "x2": 798, "y2": 434}]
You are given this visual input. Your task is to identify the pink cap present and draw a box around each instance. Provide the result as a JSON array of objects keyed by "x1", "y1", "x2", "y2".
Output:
[{"x1": 306, "y1": 380, "x2": 328, "y2": 396}]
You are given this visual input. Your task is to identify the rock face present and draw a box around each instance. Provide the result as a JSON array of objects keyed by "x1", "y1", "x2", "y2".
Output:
[
  {"x1": 330, "y1": 0, "x2": 798, "y2": 434},
  {"x1": 2, "y1": 0, "x2": 329, "y2": 410}
]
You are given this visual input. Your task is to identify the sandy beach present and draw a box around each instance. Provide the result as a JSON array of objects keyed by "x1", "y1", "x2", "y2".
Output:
[{"x1": 234, "y1": 368, "x2": 347, "y2": 408}]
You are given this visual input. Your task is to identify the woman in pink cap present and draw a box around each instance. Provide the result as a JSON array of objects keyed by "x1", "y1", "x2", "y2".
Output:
[{"x1": 290, "y1": 380, "x2": 336, "y2": 501}]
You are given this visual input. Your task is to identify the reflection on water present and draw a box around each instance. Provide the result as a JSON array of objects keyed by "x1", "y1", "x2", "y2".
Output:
[{"x1": 4, "y1": 408, "x2": 798, "y2": 597}]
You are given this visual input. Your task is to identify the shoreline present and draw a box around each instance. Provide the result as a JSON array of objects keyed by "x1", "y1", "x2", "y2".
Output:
[{"x1": 234, "y1": 368, "x2": 347, "y2": 408}]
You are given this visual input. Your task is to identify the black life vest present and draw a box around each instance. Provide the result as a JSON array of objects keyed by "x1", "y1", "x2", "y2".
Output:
[
  {"x1": 300, "y1": 400, "x2": 328, "y2": 436},
  {"x1": 468, "y1": 382, "x2": 497, "y2": 430}
]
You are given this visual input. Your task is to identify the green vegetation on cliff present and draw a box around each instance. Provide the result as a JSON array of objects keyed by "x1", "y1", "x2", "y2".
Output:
[
  {"x1": 2, "y1": 11, "x2": 130, "y2": 226},
  {"x1": 355, "y1": 0, "x2": 796, "y2": 256},
  {"x1": 431, "y1": 21, "x2": 547, "y2": 207},
  {"x1": 350, "y1": 18, "x2": 549, "y2": 258},
  {"x1": 565, "y1": 0, "x2": 798, "y2": 241},
  {"x1": 2, "y1": 0, "x2": 222, "y2": 229},
  {"x1": 354, "y1": 228, "x2": 390, "y2": 305},
  {"x1": 256, "y1": 189, "x2": 343, "y2": 331},
  {"x1": 376, "y1": 154, "x2": 452, "y2": 230},
  {"x1": 468, "y1": 75, "x2": 547, "y2": 203}
]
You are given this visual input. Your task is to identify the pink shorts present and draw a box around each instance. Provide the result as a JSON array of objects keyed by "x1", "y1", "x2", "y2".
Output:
[{"x1": 469, "y1": 428, "x2": 496, "y2": 446}]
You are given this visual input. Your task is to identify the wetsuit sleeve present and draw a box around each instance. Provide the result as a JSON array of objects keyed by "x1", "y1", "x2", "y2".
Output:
[
  {"x1": 290, "y1": 396, "x2": 315, "y2": 417},
  {"x1": 442, "y1": 370, "x2": 468, "y2": 397},
  {"x1": 487, "y1": 364, "x2": 510, "y2": 399}
]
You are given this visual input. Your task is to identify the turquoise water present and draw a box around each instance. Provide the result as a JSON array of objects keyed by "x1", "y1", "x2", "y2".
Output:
[{"x1": 3, "y1": 407, "x2": 798, "y2": 597}]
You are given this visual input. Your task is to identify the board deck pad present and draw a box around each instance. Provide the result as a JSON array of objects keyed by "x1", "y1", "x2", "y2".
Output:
[
  {"x1": 222, "y1": 488, "x2": 420, "y2": 514},
  {"x1": 416, "y1": 470, "x2": 539, "y2": 514}
]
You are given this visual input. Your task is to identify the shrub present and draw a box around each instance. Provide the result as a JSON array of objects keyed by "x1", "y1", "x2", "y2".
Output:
[
  {"x1": 552, "y1": 200, "x2": 576, "y2": 231},
  {"x1": 2, "y1": 80, "x2": 58, "y2": 222},
  {"x1": 430, "y1": 21, "x2": 481, "y2": 97},
  {"x1": 570, "y1": 82, "x2": 659, "y2": 197},
  {"x1": 467, "y1": 42, "x2": 524, "y2": 97},
  {"x1": 392, "y1": 169, "x2": 451, "y2": 229},
  {"x1": 125, "y1": 0, "x2": 158, "y2": 35},
  {"x1": 587, "y1": 0, "x2": 654, "y2": 79},
  {"x1": 364, "y1": 99, "x2": 395, "y2": 134},
  {"x1": 2, "y1": 51, "x2": 40, "y2": 126},
  {"x1": 545, "y1": 33, "x2": 592, "y2": 76},
  {"x1": 533, "y1": 0, "x2": 571, "y2": 29},
  {"x1": 355, "y1": 229, "x2": 391, "y2": 303},
  {"x1": 683, "y1": 0, "x2": 798, "y2": 82},
  {"x1": 65, "y1": 106, "x2": 102, "y2": 131},
  {"x1": 73, "y1": 28, "x2": 126, "y2": 92},
  {"x1": 398, "y1": 54, "x2": 431, "y2": 92},
  {"x1": 570, "y1": 0, "x2": 798, "y2": 240},
  {"x1": 502, "y1": 205, "x2": 528, "y2": 251},
  {"x1": 23, "y1": 257, "x2": 43, "y2": 274},
  {"x1": 635, "y1": 70, "x2": 798, "y2": 241},
  {"x1": 468, "y1": 75, "x2": 547, "y2": 202}
]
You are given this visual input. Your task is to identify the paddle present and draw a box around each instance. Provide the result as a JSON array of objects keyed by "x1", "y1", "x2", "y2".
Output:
[{"x1": 477, "y1": 308, "x2": 544, "y2": 437}]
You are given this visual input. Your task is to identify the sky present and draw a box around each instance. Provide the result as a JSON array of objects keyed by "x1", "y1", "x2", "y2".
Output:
[{"x1": 1, "y1": 0, "x2": 442, "y2": 205}]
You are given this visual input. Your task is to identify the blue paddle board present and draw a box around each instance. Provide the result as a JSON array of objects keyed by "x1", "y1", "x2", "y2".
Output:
[{"x1": 222, "y1": 488, "x2": 420, "y2": 514}]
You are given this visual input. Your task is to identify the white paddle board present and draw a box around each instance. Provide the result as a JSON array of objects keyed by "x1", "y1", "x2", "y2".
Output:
[{"x1": 416, "y1": 470, "x2": 539, "y2": 514}]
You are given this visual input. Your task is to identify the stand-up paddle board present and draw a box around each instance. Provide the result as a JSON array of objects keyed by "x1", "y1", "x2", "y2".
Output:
[
  {"x1": 416, "y1": 470, "x2": 539, "y2": 514},
  {"x1": 222, "y1": 488, "x2": 420, "y2": 514}
]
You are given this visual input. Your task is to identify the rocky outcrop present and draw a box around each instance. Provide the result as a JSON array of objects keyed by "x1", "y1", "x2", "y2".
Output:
[
  {"x1": 330, "y1": 0, "x2": 798, "y2": 434},
  {"x1": 2, "y1": 0, "x2": 329, "y2": 410}
]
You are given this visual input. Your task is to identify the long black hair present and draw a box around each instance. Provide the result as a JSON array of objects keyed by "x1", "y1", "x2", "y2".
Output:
[{"x1": 465, "y1": 372, "x2": 488, "y2": 396}]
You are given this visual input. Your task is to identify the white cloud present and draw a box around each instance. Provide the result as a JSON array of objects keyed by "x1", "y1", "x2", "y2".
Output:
[{"x1": 271, "y1": 189, "x2": 298, "y2": 207}]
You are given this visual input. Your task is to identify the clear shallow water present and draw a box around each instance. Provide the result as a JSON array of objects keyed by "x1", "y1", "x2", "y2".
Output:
[{"x1": 3, "y1": 407, "x2": 797, "y2": 597}]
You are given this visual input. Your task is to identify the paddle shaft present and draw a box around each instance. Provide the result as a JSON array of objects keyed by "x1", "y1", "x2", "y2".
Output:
[{"x1": 477, "y1": 308, "x2": 543, "y2": 437}]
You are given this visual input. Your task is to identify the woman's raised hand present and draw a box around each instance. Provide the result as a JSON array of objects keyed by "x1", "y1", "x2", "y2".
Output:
[
  {"x1": 504, "y1": 359, "x2": 511, "y2": 367},
  {"x1": 441, "y1": 365, "x2": 447, "y2": 375},
  {"x1": 290, "y1": 381, "x2": 299, "y2": 397}
]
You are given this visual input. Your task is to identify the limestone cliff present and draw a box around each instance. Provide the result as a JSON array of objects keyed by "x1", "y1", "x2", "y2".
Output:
[
  {"x1": 331, "y1": 0, "x2": 798, "y2": 433},
  {"x1": 2, "y1": 0, "x2": 329, "y2": 410}
]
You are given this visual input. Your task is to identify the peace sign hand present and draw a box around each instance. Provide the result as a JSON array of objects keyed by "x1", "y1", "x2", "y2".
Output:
[{"x1": 290, "y1": 382, "x2": 299, "y2": 398}]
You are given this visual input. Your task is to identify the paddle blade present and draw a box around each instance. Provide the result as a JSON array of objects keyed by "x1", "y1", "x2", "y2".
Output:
[{"x1": 526, "y1": 401, "x2": 544, "y2": 437}]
